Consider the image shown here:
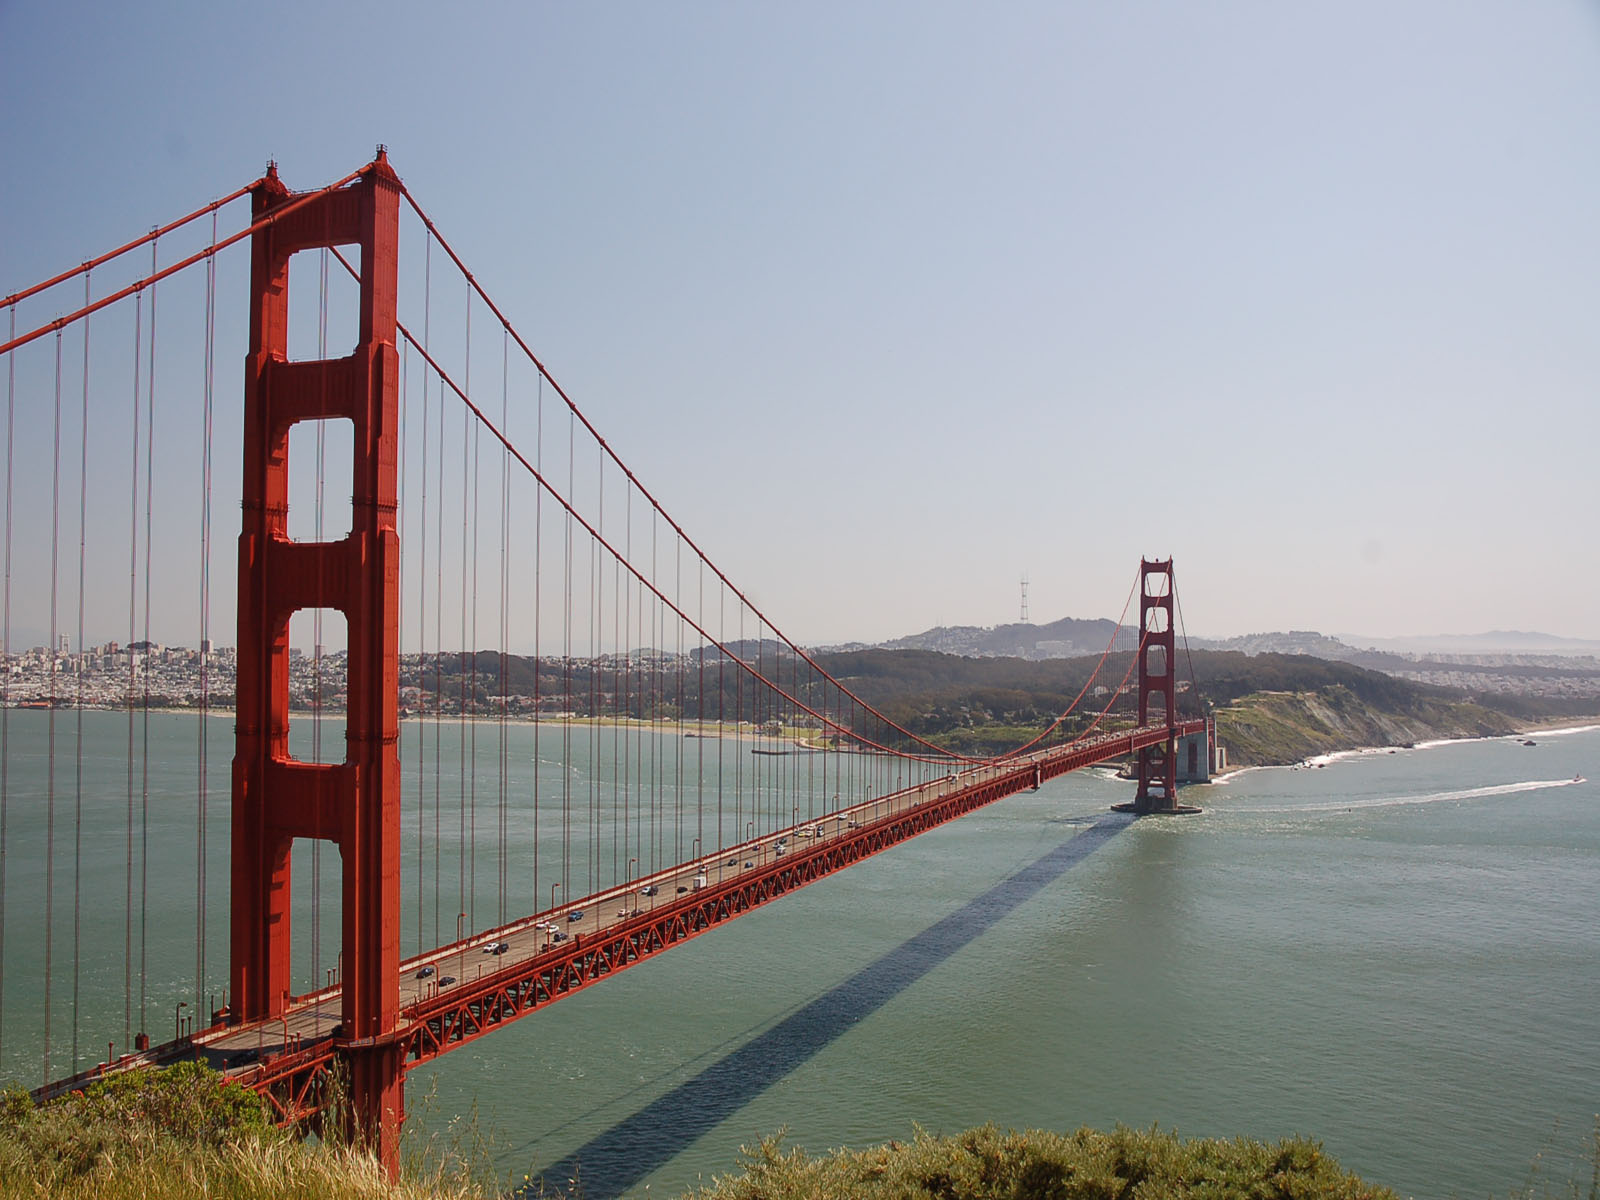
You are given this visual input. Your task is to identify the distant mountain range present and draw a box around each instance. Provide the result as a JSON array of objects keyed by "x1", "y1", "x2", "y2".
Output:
[
  {"x1": 1336, "y1": 630, "x2": 1600, "y2": 656},
  {"x1": 819, "y1": 615, "x2": 1139, "y2": 661},
  {"x1": 823, "y1": 620, "x2": 1600, "y2": 663}
]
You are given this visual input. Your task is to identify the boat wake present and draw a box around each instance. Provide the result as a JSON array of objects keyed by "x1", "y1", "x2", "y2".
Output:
[{"x1": 1227, "y1": 777, "x2": 1583, "y2": 816}]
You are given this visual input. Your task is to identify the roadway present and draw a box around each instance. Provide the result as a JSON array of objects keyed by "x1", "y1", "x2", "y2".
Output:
[
  {"x1": 195, "y1": 752, "x2": 1010, "y2": 1067},
  {"x1": 32, "y1": 721, "x2": 1197, "y2": 1103}
]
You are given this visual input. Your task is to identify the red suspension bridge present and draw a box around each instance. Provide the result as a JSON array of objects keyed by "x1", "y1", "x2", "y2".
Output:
[{"x1": 0, "y1": 151, "x2": 1211, "y2": 1175}]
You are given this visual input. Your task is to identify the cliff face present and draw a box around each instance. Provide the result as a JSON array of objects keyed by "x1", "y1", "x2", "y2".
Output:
[{"x1": 1215, "y1": 685, "x2": 1519, "y2": 766}]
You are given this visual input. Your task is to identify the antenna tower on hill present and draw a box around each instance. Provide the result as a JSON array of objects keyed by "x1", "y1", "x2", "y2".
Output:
[{"x1": 1020, "y1": 574, "x2": 1030, "y2": 623}]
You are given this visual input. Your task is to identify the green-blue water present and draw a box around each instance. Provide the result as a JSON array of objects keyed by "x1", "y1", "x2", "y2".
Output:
[{"x1": 0, "y1": 712, "x2": 1595, "y2": 1198}]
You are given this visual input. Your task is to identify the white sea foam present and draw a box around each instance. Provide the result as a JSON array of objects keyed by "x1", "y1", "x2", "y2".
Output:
[{"x1": 1513, "y1": 723, "x2": 1600, "y2": 739}]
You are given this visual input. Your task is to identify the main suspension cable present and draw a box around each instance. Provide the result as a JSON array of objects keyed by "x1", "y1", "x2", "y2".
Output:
[{"x1": 389, "y1": 189, "x2": 973, "y2": 765}]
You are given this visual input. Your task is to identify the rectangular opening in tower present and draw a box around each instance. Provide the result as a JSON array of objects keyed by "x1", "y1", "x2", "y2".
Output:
[
  {"x1": 286, "y1": 245, "x2": 361, "y2": 363},
  {"x1": 287, "y1": 417, "x2": 354, "y2": 543},
  {"x1": 287, "y1": 607, "x2": 349, "y2": 763}
]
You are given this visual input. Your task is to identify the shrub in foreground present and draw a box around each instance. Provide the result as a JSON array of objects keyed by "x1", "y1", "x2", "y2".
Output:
[{"x1": 686, "y1": 1125, "x2": 1397, "y2": 1200}]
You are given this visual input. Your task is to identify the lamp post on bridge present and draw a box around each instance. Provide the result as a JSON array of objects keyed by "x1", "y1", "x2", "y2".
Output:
[{"x1": 174, "y1": 1001, "x2": 187, "y2": 1044}]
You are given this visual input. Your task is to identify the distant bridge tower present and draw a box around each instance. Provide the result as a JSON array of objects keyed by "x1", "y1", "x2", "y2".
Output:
[
  {"x1": 1114, "y1": 558, "x2": 1200, "y2": 816},
  {"x1": 231, "y1": 151, "x2": 404, "y2": 1167}
]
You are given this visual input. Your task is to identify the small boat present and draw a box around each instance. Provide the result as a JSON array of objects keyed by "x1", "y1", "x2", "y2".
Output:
[
  {"x1": 1574, "y1": 774, "x2": 1586, "y2": 784},
  {"x1": 1521, "y1": 739, "x2": 1537, "y2": 747}
]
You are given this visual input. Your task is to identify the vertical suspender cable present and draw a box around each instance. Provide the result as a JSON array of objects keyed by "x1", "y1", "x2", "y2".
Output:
[
  {"x1": 457, "y1": 296, "x2": 467, "y2": 935},
  {"x1": 417, "y1": 239, "x2": 431, "y2": 952},
  {"x1": 532, "y1": 373, "x2": 542, "y2": 918},
  {"x1": 433, "y1": 374, "x2": 444, "y2": 946},
  {"x1": 140, "y1": 240, "x2": 159, "y2": 1042},
  {"x1": 717, "y1": 583, "x2": 725, "y2": 853},
  {"x1": 124, "y1": 292, "x2": 142, "y2": 1054},
  {"x1": 400, "y1": 339, "x2": 412, "y2": 960},
  {"x1": 44, "y1": 329, "x2": 62, "y2": 1084},
  {"x1": 0, "y1": 306, "x2": 13, "y2": 1069},
  {"x1": 650, "y1": 515, "x2": 659, "y2": 876},
  {"x1": 197, "y1": 211, "x2": 217, "y2": 1013},
  {"x1": 72, "y1": 275, "x2": 92, "y2": 1070},
  {"x1": 674, "y1": 538, "x2": 684, "y2": 866},
  {"x1": 593, "y1": 454, "x2": 602, "y2": 889},
  {"x1": 612, "y1": 481, "x2": 623, "y2": 889},
  {"x1": 416, "y1": 361, "x2": 430, "y2": 950},
  {"x1": 498, "y1": 330, "x2": 509, "y2": 925},
  {"x1": 458, "y1": 376, "x2": 468, "y2": 934},
  {"x1": 467, "y1": 290, "x2": 480, "y2": 934},
  {"x1": 590, "y1": 457, "x2": 600, "y2": 889},
  {"x1": 697, "y1": 560, "x2": 705, "y2": 854},
  {"x1": 623, "y1": 486, "x2": 633, "y2": 892},
  {"x1": 561, "y1": 409, "x2": 573, "y2": 901},
  {"x1": 464, "y1": 288, "x2": 475, "y2": 933},
  {"x1": 735, "y1": 603, "x2": 743, "y2": 848}
]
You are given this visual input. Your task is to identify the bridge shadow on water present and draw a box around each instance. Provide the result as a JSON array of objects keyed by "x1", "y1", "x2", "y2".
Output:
[{"x1": 528, "y1": 811, "x2": 1134, "y2": 1198}]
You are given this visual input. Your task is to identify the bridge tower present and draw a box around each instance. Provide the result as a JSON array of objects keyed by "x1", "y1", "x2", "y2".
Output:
[
  {"x1": 231, "y1": 152, "x2": 404, "y2": 1166},
  {"x1": 1114, "y1": 557, "x2": 1200, "y2": 816}
]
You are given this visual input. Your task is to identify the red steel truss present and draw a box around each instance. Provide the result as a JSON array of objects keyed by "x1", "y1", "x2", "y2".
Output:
[{"x1": 222, "y1": 719, "x2": 1202, "y2": 1126}]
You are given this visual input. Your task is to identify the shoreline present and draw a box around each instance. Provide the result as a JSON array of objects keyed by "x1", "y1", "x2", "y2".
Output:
[
  {"x1": 0, "y1": 703, "x2": 818, "y2": 746},
  {"x1": 10, "y1": 703, "x2": 1599, "y2": 769},
  {"x1": 1205, "y1": 718, "x2": 1600, "y2": 782}
]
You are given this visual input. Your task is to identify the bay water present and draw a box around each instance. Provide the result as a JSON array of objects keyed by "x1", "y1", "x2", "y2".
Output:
[{"x1": 0, "y1": 711, "x2": 1595, "y2": 1198}]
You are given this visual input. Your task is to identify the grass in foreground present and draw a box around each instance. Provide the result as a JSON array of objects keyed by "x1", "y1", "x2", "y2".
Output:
[{"x1": 0, "y1": 1063, "x2": 500, "y2": 1200}]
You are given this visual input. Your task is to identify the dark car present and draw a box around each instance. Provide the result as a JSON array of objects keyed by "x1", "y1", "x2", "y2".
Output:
[
  {"x1": 744, "y1": 861, "x2": 754, "y2": 868},
  {"x1": 414, "y1": 965, "x2": 435, "y2": 980},
  {"x1": 439, "y1": 975, "x2": 456, "y2": 986},
  {"x1": 726, "y1": 858, "x2": 737, "y2": 866},
  {"x1": 567, "y1": 910, "x2": 584, "y2": 922},
  {"x1": 676, "y1": 885, "x2": 688, "y2": 893}
]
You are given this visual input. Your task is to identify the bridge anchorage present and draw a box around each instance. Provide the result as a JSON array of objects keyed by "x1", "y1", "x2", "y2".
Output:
[{"x1": 4, "y1": 149, "x2": 1215, "y2": 1181}]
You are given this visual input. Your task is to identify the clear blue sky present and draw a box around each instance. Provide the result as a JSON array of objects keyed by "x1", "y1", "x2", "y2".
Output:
[{"x1": 3, "y1": 2, "x2": 1597, "y2": 647}]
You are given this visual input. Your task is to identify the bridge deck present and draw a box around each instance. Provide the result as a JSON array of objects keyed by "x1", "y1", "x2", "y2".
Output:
[{"x1": 34, "y1": 721, "x2": 1203, "y2": 1116}]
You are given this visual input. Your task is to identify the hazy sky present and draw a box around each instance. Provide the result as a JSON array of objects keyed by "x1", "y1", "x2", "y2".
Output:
[{"x1": 3, "y1": 2, "x2": 1598, "y2": 647}]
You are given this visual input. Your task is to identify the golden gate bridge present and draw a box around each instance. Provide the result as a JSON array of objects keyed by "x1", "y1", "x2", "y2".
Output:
[{"x1": 0, "y1": 150, "x2": 1210, "y2": 1177}]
